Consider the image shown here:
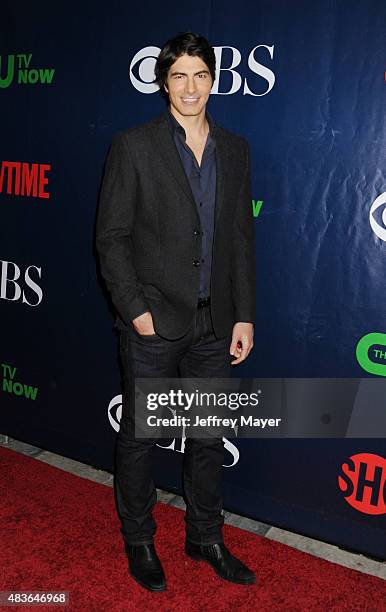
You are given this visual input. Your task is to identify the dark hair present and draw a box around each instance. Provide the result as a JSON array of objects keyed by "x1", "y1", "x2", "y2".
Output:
[{"x1": 154, "y1": 32, "x2": 216, "y2": 101}]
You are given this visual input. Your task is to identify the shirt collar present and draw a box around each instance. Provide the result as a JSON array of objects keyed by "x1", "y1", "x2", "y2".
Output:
[{"x1": 167, "y1": 106, "x2": 216, "y2": 140}]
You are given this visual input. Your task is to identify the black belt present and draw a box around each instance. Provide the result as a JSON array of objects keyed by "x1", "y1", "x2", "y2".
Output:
[{"x1": 197, "y1": 296, "x2": 210, "y2": 308}]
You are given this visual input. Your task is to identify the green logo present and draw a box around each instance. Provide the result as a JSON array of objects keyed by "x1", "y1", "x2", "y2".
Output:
[
  {"x1": 1, "y1": 363, "x2": 39, "y2": 400},
  {"x1": 0, "y1": 54, "x2": 55, "y2": 89},
  {"x1": 356, "y1": 333, "x2": 386, "y2": 376},
  {"x1": 252, "y1": 199, "x2": 263, "y2": 218}
]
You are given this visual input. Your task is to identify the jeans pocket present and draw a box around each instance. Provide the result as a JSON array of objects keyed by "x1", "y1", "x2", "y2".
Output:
[{"x1": 131, "y1": 327, "x2": 162, "y2": 342}]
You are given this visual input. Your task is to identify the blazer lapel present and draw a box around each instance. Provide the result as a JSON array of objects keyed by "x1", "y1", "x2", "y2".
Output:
[
  {"x1": 150, "y1": 108, "x2": 229, "y2": 224},
  {"x1": 150, "y1": 110, "x2": 197, "y2": 211},
  {"x1": 212, "y1": 126, "x2": 228, "y2": 226}
]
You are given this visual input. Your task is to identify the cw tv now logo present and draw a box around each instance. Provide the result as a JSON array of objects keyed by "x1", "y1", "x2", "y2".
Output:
[
  {"x1": 1, "y1": 363, "x2": 39, "y2": 401},
  {"x1": 130, "y1": 44, "x2": 275, "y2": 96},
  {"x1": 338, "y1": 453, "x2": 386, "y2": 515},
  {"x1": 107, "y1": 394, "x2": 240, "y2": 467},
  {"x1": 0, "y1": 160, "x2": 51, "y2": 199},
  {"x1": 0, "y1": 53, "x2": 55, "y2": 88},
  {"x1": 0, "y1": 260, "x2": 43, "y2": 307}
]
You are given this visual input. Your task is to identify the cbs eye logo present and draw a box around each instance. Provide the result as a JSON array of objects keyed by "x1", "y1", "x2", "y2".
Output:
[
  {"x1": 129, "y1": 46, "x2": 160, "y2": 94},
  {"x1": 108, "y1": 394, "x2": 122, "y2": 432},
  {"x1": 369, "y1": 192, "x2": 386, "y2": 241}
]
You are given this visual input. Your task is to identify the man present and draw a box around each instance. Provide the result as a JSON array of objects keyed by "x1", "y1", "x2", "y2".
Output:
[{"x1": 96, "y1": 32, "x2": 256, "y2": 592}]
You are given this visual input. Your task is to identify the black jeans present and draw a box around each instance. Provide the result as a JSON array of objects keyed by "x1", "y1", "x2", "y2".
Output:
[{"x1": 114, "y1": 304, "x2": 233, "y2": 546}]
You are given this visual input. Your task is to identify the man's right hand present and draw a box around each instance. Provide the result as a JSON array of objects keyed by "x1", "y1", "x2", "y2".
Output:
[{"x1": 132, "y1": 311, "x2": 156, "y2": 335}]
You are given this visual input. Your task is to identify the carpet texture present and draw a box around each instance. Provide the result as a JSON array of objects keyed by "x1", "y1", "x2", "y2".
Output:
[{"x1": 0, "y1": 445, "x2": 385, "y2": 611}]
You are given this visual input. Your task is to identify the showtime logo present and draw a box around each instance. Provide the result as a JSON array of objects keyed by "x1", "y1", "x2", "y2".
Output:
[
  {"x1": 338, "y1": 453, "x2": 386, "y2": 515},
  {"x1": 0, "y1": 260, "x2": 43, "y2": 307},
  {"x1": 0, "y1": 161, "x2": 51, "y2": 199},
  {"x1": 107, "y1": 394, "x2": 240, "y2": 467},
  {"x1": 130, "y1": 45, "x2": 275, "y2": 96},
  {"x1": 0, "y1": 53, "x2": 55, "y2": 88}
]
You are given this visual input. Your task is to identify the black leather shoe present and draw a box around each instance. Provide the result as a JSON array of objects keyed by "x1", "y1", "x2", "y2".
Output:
[
  {"x1": 185, "y1": 542, "x2": 255, "y2": 585},
  {"x1": 125, "y1": 543, "x2": 166, "y2": 592}
]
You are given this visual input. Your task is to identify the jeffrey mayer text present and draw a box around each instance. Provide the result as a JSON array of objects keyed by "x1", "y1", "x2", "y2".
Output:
[{"x1": 147, "y1": 415, "x2": 282, "y2": 428}]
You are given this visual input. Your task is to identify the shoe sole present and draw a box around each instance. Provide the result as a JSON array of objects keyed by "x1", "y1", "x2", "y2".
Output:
[
  {"x1": 129, "y1": 570, "x2": 167, "y2": 592},
  {"x1": 185, "y1": 550, "x2": 256, "y2": 585}
]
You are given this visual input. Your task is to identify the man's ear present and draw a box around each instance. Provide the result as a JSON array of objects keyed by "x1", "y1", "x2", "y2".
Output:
[{"x1": 163, "y1": 83, "x2": 169, "y2": 94}]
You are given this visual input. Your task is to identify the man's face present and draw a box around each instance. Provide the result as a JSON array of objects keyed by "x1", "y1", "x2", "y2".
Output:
[{"x1": 164, "y1": 54, "x2": 213, "y2": 117}]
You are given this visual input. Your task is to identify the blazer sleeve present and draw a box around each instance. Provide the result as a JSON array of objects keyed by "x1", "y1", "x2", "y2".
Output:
[
  {"x1": 231, "y1": 139, "x2": 257, "y2": 323},
  {"x1": 96, "y1": 132, "x2": 149, "y2": 324}
]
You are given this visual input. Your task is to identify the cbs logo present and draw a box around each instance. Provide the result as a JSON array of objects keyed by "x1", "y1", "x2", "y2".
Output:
[
  {"x1": 107, "y1": 393, "x2": 240, "y2": 467},
  {"x1": 129, "y1": 44, "x2": 275, "y2": 96},
  {"x1": 369, "y1": 192, "x2": 386, "y2": 241}
]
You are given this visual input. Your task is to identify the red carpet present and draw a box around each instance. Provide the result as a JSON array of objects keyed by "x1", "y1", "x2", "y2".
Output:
[{"x1": 0, "y1": 446, "x2": 385, "y2": 611}]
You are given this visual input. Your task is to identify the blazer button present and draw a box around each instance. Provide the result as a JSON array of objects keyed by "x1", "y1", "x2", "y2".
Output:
[
  {"x1": 193, "y1": 229, "x2": 200, "y2": 236},
  {"x1": 193, "y1": 259, "x2": 201, "y2": 267}
]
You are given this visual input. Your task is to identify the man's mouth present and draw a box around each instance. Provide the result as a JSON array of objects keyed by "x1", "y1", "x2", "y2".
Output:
[{"x1": 181, "y1": 97, "x2": 200, "y2": 104}]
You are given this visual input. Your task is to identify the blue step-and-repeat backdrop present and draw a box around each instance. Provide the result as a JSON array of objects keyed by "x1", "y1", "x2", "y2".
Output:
[{"x1": 1, "y1": 1, "x2": 385, "y2": 558}]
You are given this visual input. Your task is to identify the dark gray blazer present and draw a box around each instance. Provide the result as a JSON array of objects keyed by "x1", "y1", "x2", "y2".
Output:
[{"x1": 96, "y1": 107, "x2": 256, "y2": 340}]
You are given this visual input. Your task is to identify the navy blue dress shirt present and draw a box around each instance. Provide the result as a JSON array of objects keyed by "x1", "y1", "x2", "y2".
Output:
[{"x1": 167, "y1": 108, "x2": 216, "y2": 299}]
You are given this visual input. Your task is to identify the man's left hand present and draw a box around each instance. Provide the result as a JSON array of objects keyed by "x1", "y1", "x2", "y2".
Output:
[{"x1": 230, "y1": 322, "x2": 254, "y2": 365}]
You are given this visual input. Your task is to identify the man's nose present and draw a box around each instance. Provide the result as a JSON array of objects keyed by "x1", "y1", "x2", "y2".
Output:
[{"x1": 185, "y1": 77, "x2": 197, "y2": 94}]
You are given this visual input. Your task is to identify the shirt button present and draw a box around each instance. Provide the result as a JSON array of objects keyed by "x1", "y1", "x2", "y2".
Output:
[
  {"x1": 193, "y1": 260, "x2": 201, "y2": 267},
  {"x1": 193, "y1": 229, "x2": 200, "y2": 236},
  {"x1": 199, "y1": 202, "x2": 202, "y2": 207}
]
